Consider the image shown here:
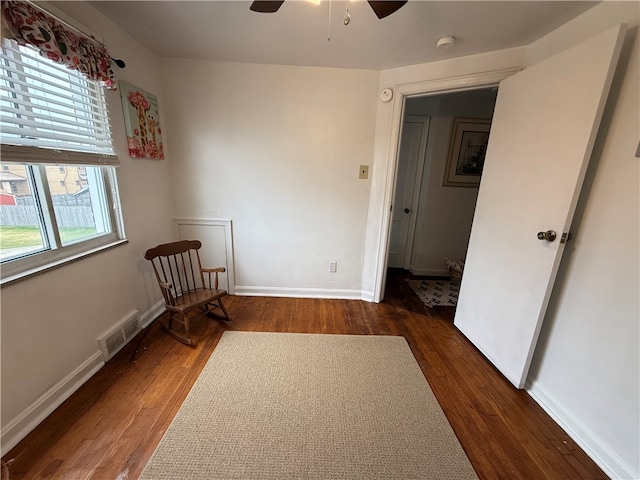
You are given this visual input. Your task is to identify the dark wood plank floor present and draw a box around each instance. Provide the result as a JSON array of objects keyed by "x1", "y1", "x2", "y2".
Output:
[{"x1": 3, "y1": 269, "x2": 608, "y2": 479}]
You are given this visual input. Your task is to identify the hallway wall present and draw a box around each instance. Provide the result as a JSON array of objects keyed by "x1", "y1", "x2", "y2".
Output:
[{"x1": 403, "y1": 89, "x2": 497, "y2": 276}]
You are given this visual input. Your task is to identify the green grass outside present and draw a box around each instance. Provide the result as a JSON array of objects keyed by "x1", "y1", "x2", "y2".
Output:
[{"x1": 0, "y1": 226, "x2": 98, "y2": 248}]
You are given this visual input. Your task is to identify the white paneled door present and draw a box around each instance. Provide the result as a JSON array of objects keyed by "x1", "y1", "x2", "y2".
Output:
[
  {"x1": 454, "y1": 25, "x2": 626, "y2": 388},
  {"x1": 388, "y1": 116, "x2": 430, "y2": 268}
]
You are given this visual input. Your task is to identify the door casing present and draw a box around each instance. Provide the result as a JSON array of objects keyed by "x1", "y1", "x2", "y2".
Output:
[{"x1": 373, "y1": 68, "x2": 521, "y2": 302}]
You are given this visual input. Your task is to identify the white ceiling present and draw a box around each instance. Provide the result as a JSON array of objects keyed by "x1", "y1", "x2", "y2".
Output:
[{"x1": 82, "y1": 0, "x2": 598, "y2": 70}]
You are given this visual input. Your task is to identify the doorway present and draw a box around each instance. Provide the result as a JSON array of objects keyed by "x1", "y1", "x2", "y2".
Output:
[{"x1": 387, "y1": 88, "x2": 498, "y2": 284}]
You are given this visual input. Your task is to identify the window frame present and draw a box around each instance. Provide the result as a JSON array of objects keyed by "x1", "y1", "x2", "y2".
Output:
[
  {"x1": 0, "y1": 41, "x2": 127, "y2": 286},
  {"x1": 0, "y1": 162, "x2": 127, "y2": 285}
]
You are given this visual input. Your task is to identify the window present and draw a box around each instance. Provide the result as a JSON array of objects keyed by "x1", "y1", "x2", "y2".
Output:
[{"x1": 0, "y1": 40, "x2": 125, "y2": 284}]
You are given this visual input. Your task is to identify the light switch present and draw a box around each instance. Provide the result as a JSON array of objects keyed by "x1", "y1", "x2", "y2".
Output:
[{"x1": 359, "y1": 165, "x2": 369, "y2": 179}]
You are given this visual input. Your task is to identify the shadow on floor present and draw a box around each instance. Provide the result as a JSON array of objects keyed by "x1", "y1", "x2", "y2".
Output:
[{"x1": 383, "y1": 268, "x2": 456, "y2": 321}]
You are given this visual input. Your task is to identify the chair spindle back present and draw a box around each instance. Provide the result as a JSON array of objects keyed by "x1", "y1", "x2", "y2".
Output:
[{"x1": 145, "y1": 240, "x2": 206, "y2": 302}]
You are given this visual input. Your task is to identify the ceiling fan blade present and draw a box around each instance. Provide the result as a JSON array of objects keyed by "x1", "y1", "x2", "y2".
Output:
[
  {"x1": 250, "y1": 1, "x2": 285, "y2": 13},
  {"x1": 367, "y1": 1, "x2": 408, "y2": 19}
]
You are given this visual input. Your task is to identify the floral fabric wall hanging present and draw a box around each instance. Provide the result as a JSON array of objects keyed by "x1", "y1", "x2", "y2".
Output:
[{"x1": 119, "y1": 80, "x2": 164, "y2": 159}]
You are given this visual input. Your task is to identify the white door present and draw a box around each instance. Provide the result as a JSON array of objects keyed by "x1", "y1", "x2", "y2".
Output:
[
  {"x1": 454, "y1": 25, "x2": 625, "y2": 389},
  {"x1": 388, "y1": 116, "x2": 430, "y2": 268}
]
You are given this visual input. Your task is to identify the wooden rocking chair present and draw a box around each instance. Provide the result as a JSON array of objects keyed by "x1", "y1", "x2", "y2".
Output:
[{"x1": 144, "y1": 240, "x2": 230, "y2": 345}]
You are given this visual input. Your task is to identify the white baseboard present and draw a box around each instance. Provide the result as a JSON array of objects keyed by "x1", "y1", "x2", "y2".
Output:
[
  {"x1": 526, "y1": 380, "x2": 639, "y2": 480},
  {"x1": 408, "y1": 266, "x2": 449, "y2": 277},
  {"x1": 1, "y1": 352, "x2": 104, "y2": 456},
  {"x1": 234, "y1": 285, "x2": 364, "y2": 300},
  {"x1": 1, "y1": 301, "x2": 167, "y2": 457},
  {"x1": 360, "y1": 291, "x2": 376, "y2": 302},
  {"x1": 139, "y1": 300, "x2": 166, "y2": 328}
]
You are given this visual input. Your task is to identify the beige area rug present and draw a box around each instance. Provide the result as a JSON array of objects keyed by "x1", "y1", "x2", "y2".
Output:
[{"x1": 140, "y1": 331, "x2": 478, "y2": 480}]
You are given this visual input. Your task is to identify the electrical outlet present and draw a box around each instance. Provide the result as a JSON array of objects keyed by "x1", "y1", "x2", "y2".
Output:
[
  {"x1": 329, "y1": 261, "x2": 337, "y2": 273},
  {"x1": 359, "y1": 165, "x2": 369, "y2": 179}
]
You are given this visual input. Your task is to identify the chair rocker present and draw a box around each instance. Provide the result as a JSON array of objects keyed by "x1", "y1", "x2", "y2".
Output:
[{"x1": 145, "y1": 240, "x2": 230, "y2": 345}]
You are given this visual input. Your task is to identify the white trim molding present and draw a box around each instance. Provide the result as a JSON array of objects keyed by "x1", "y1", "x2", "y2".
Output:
[
  {"x1": 235, "y1": 285, "x2": 364, "y2": 300},
  {"x1": 360, "y1": 291, "x2": 376, "y2": 302},
  {"x1": 138, "y1": 300, "x2": 166, "y2": 329},
  {"x1": 174, "y1": 217, "x2": 235, "y2": 294},
  {"x1": 0, "y1": 300, "x2": 169, "y2": 456},
  {"x1": 372, "y1": 68, "x2": 521, "y2": 303},
  {"x1": 408, "y1": 267, "x2": 449, "y2": 277},
  {"x1": 1, "y1": 352, "x2": 105, "y2": 456},
  {"x1": 527, "y1": 380, "x2": 639, "y2": 480}
]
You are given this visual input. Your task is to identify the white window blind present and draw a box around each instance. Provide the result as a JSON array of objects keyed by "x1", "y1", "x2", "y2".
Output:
[{"x1": 0, "y1": 38, "x2": 119, "y2": 166}]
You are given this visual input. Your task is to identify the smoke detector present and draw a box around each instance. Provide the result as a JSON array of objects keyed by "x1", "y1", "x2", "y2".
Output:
[{"x1": 437, "y1": 36, "x2": 456, "y2": 49}]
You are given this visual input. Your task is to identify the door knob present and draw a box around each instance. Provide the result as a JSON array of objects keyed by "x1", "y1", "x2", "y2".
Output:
[
  {"x1": 404, "y1": 208, "x2": 410, "y2": 213},
  {"x1": 537, "y1": 230, "x2": 557, "y2": 242}
]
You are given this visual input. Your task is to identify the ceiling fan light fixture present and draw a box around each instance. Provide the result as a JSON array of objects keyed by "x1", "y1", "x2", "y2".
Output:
[
  {"x1": 436, "y1": 36, "x2": 456, "y2": 49},
  {"x1": 251, "y1": 0, "x2": 407, "y2": 18}
]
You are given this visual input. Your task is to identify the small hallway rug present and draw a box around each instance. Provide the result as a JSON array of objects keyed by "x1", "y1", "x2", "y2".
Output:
[
  {"x1": 140, "y1": 331, "x2": 478, "y2": 480},
  {"x1": 407, "y1": 279, "x2": 460, "y2": 308}
]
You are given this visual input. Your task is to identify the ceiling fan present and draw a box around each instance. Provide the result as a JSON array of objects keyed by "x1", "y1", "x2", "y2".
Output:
[{"x1": 250, "y1": 1, "x2": 408, "y2": 19}]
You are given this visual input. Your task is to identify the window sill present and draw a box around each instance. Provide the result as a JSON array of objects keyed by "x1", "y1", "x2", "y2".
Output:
[{"x1": 0, "y1": 239, "x2": 129, "y2": 287}]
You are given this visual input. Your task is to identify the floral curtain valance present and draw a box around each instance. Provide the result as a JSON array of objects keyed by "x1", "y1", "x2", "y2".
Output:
[{"x1": 1, "y1": 0, "x2": 117, "y2": 89}]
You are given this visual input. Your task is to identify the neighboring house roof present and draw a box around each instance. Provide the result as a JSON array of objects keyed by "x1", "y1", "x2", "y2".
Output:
[{"x1": 0, "y1": 171, "x2": 27, "y2": 182}]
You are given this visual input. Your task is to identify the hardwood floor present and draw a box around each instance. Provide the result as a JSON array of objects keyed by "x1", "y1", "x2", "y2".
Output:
[{"x1": 3, "y1": 269, "x2": 608, "y2": 479}]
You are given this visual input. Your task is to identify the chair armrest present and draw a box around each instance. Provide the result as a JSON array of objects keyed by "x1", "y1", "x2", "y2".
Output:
[{"x1": 202, "y1": 267, "x2": 225, "y2": 290}]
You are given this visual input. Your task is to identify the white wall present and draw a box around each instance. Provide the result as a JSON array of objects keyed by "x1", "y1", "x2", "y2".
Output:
[
  {"x1": 525, "y1": 3, "x2": 639, "y2": 479},
  {"x1": 2, "y1": 3, "x2": 637, "y2": 477},
  {"x1": 0, "y1": 2, "x2": 176, "y2": 453},
  {"x1": 404, "y1": 90, "x2": 497, "y2": 275},
  {"x1": 363, "y1": 4, "x2": 638, "y2": 476},
  {"x1": 160, "y1": 59, "x2": 378, "y2": 298}
]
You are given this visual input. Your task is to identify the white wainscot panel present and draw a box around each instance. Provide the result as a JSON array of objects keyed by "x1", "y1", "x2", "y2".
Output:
[{"x1": 174, "y1": 218, "x2": 235, "y2": 294}]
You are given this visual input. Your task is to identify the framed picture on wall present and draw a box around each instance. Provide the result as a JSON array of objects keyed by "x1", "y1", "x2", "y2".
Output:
[
  {"x1": 119, "y1": 80, "x2": 164, "y2": 159},
  {"x1": 443, "y1": 118, "x2": 491, "y2": 187}
]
